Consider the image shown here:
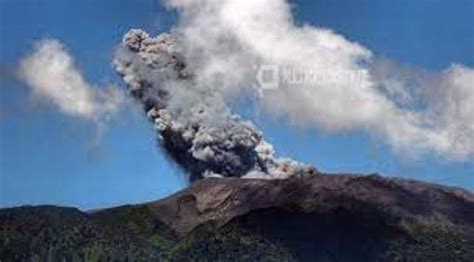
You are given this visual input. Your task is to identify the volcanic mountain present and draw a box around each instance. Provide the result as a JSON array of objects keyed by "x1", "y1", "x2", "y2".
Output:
[{"x1": 1, "y1": 172, "x2": 473, "y2": 261}]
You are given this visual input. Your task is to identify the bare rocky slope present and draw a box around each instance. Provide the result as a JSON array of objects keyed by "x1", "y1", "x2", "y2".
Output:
[{"x1": 1, "y1": 173, "x2": 473, "y2": 261}]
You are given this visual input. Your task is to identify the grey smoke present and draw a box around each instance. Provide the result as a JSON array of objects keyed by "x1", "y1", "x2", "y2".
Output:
[
  {"x1": 158, "y1": 0, "x2": 474, "y2": 161},
  {"x1": 114, "y1": 30, "x2": 315, "y2": 181},
  {"x1": 114, "y1": 0, "x2": 472, "y2": 182}
]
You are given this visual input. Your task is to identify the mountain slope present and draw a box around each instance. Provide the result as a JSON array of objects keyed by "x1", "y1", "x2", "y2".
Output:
[{"x1": 1, "y1": 173, "x2": 473, "y2": 261}]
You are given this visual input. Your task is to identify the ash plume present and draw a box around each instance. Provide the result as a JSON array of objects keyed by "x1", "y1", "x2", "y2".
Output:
[
  {"x1": 114, "y1": 0, "x2": 473, "y2": 183},
  {"x1": 114, "y1": 29, "x2": 315, "y2": 181},
  {"x1": 157, "y1": 0, "x2": 473, "y2": 161}
]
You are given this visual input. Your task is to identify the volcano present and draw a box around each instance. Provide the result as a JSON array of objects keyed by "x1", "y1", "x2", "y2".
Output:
[{"x1": 1, "y1": 173, "x2": 473, "y2": 261}]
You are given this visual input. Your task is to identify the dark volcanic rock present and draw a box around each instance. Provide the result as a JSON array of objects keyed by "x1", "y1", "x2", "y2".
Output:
[
  {"x1": 146, "y1": 174, "x2": 474, "y2": 236},
  {"x1": 1, "y1": 173, "x2": 474, "y2": 261}
]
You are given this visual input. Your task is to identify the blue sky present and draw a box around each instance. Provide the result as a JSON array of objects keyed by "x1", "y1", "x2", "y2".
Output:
[{"x1": 1, "y1": 0, "x2": 473, "y2": 210}]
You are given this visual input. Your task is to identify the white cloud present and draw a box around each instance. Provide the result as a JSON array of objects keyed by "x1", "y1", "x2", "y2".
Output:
[
  {"x1": 164, "y1": 0, "x2": 474, "y2": 161},
  {"x1": 428, "y1": 65, "x2": 474, "y2": 159},
  {"x1": 18, "y1": 39, "x2": 123, "y2": 121}
]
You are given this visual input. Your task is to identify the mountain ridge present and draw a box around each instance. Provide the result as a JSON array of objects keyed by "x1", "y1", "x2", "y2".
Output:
[{"x1": 1, "y1": 173, "x2": 473, "y2": 261}]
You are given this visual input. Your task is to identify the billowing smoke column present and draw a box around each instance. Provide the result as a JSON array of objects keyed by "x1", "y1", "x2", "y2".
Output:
[
  {"x1": 151, "y1": 0, "x2": 474, "y2": 162},
  {"x1": 114, "y1": 29, "x2": 315, "y2": 182}
]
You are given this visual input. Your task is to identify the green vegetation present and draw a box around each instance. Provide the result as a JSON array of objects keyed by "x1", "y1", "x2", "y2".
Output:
[
  {"x1": 0, "y1": 206, "x2": 173, "y2": 261},
  {"x1": 0, "y1": 206, "x2": 294, "y2": 261},
  {"x1": 382, "y1": 218, "x2": 474, "y2": 262},
  {"x1": 171, "y1": 223, "x2": 295, "y2": 262},
  {"x1": 2, "y1": 205, "x2": 474, "y2": 261}
]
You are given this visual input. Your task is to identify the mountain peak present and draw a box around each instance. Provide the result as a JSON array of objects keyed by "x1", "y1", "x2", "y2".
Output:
[{"x1": 1, "y1": 173, "x2": 473, "y2": 261}]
